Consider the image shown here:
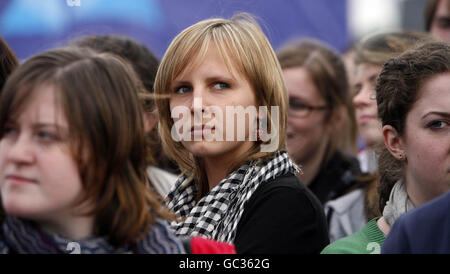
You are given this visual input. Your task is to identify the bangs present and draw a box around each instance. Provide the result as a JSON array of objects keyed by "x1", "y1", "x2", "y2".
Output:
[
  {"x1": 162, "y1": 20, "x2": 251, "y2": 94},
  {"x1": 0, "y1": 77, "x2": 54, "y2": 136},
  {"x1": 161, "y1": 29, "x2": 211, "y2": 94},
  {"x1": 2, "y1": 83, "x2": 37, "y2": 124},
  {"x1": 211, "y1": 25, "x2": 249, "y2": 81}
]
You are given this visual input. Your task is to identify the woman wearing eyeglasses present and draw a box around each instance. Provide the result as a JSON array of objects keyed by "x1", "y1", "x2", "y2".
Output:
[{"x1": 277, "y1": 39, "x2": 360, "y2": 205}]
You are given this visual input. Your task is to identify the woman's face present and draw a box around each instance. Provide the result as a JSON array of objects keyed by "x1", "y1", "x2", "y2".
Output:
[
  {"x1": 0, "y1": 84, "x2": 84, "y2": 224},
  {"x1": 169, "y1": 44, "x2": 257, "y2": 161},
  {"x1": 352, "y1": 63, "x2": 384, "y2": 148},
  {"x1": 401, "y1": 72, "x2": 450, "y2": 205},
  {"x1": 430, "y1": 0, "x2": 450, "y2": 43},
  {"x1": 283, "y1": 66, "x2": 331, "y2": 164}
]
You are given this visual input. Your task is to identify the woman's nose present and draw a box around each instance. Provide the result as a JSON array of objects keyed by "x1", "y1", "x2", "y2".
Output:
[
  {"x1": 352, "y1": 87, "x2": 370, "y2": 107},
  {"x1": 5, "y1": 134, "x2": 35, "y2": 165}
]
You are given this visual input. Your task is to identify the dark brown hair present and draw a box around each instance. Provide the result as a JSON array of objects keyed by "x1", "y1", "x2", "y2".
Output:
[
  {"x1": 73, "y1": 35, "x2": 178, "y2": 173},
  {"x1": 73, "y1": 35, "x2": 158, "y2": 110},
  {"x1": 375, "y1": 42, "x2": 450, "y2": 212},
  {"x1": 0, "y1": 47, "x2": 174, "y2": 246},
  {"x1": 0, "y1": 37, "x2": 19, "y2": 92},
  {"x1": 277, "y1": 39, "x2": 357, "y2": 162}
]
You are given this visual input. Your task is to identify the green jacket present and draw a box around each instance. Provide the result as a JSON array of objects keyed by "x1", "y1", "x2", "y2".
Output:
[{"x1": 321, "y1": 217, "x2": 385, "y2": 254}]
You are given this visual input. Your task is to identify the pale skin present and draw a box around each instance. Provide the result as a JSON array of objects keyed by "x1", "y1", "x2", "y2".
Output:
[
  {"x1": 430, "y1": 0, "x2": 450, "y2": 43},
  {"x1": 377, "y1": 217, "x2": 391, "y2": 236},
  {"x1": 170, "y1": 44, "x2": 257, "y2": 190},
  {"x1": 379, "y1": 72, "x2": 450, "y2": 235},
  {"x1": 352, "y1": 63, "x2": 384, "y2": 148},
  {"x1": 283, "y1": 66, "x2": 344, "y2": 185},
  {"x1": 0, "y1": 85, "x2": 94, "y2": 240}
]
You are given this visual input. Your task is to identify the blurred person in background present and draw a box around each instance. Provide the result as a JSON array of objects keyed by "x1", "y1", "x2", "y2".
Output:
[
  {"x1": 352, "y1": 31, "x2": 433, "y2": 174},
  {"x1": 74, "y1": 35, "x2": 178, "y2": 198},
  {"x1": 277, "y1": 39, "x2": 360, "y2": 205},
  {"x1": 425, "y1": 0, "x2": 450, "y2": 43}
]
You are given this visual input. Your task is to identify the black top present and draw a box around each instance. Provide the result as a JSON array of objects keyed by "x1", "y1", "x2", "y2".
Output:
[
  {"x1": 308, "y1": 151, "x2": 361, "y2": 205},
  {"x1": 234, "y1": 173, "x2": 329, "y2": 254}
]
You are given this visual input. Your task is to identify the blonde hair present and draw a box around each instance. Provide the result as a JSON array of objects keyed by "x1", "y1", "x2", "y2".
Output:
[{"x1": 154, "y1": 13, "x2": 288, "y2": 197}]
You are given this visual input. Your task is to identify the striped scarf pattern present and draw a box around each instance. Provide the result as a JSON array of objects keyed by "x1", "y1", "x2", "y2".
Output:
[{"x1": 0, "y1": 216, "x2": 185, "y2": 254}]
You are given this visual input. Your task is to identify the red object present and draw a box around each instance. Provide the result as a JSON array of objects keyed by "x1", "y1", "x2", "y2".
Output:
[{"x1": 190, "y1": 237, "x2": 236, "y2": 254}]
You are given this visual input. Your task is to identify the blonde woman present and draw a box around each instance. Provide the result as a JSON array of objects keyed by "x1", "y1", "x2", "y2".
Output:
[{"x1": 155, "y1": 14, "x2": 329, "y2": 254}]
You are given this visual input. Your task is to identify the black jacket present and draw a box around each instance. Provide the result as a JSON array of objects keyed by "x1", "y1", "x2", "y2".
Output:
[
  {"x1": 308, "y1": 152, "x2": 361, "y2": 205},
  {"x1": 234, "y1": 173, "x2": 329, "y2": 254}
]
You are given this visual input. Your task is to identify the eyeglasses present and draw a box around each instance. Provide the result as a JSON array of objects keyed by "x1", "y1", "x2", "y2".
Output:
[{"x1": 288, "y1": 100, "x2": 329, "y2": 118}]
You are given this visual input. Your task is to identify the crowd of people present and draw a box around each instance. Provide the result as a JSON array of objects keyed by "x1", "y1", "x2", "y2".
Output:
[{"x1": 0, "y1": 0, "x2": 448, "y2": 254}]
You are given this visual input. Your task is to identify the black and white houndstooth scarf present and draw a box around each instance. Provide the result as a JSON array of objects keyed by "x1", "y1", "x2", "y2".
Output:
[{"x1": 165, "y1": 150, "x2": 300, "y2": 243}]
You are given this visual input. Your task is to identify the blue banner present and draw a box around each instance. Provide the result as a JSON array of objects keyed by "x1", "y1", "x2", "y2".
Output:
[{"x1": 0, "y1": 0, "x2": 349, "y2": 61}]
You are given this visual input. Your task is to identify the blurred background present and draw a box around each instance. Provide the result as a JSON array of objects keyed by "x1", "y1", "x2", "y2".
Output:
[{"x1": 0, "y1": 0, "x2": 428, "y2": 61}]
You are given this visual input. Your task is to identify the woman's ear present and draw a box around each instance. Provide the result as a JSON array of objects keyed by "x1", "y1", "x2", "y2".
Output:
[{"x1": 383, "y1": 125, "x2": 405, "y2": 160}]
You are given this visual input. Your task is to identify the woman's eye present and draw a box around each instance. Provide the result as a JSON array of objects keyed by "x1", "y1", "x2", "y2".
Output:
[
  {"x1": 436, "y1": 18, "x2": 450, "y2": 29},
  {"x1": 428, "y1": 120, "x2": 448, "y2": 129},
  {"x1": 213, "y1": 82, "x2": 229, "y2": 90},
  {"x1": 174, "y1": 86, "x2": 191, "y2": 94},
  {"x1": 36, "y1": 131, "x2": 57, "y2": 141},
  {"x1": 352, "y1": 84, "x2": 362, "y2": 97}
]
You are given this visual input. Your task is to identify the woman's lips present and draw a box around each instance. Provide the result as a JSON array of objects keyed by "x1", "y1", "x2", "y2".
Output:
[
  {"x1": 5, "y1": 175, "x2": 37, "y2": 186},
  {"x1": 358, "y1": 115, "x2": 376, "y2": 124}
]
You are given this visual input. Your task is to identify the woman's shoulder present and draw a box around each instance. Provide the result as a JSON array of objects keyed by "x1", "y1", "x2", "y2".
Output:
[
  {"x1": 321, "y1": 218, "x2": 384, "y2": 254},
  {"x1": 235, "y1": 172, "x2": 329, "y2": 254},
  {"x1": 249, "y1": 172, "x2": 323, "y2": 212},
  {"x1": 257, "y1": 172, "x2": 310, "y2": 198}
]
